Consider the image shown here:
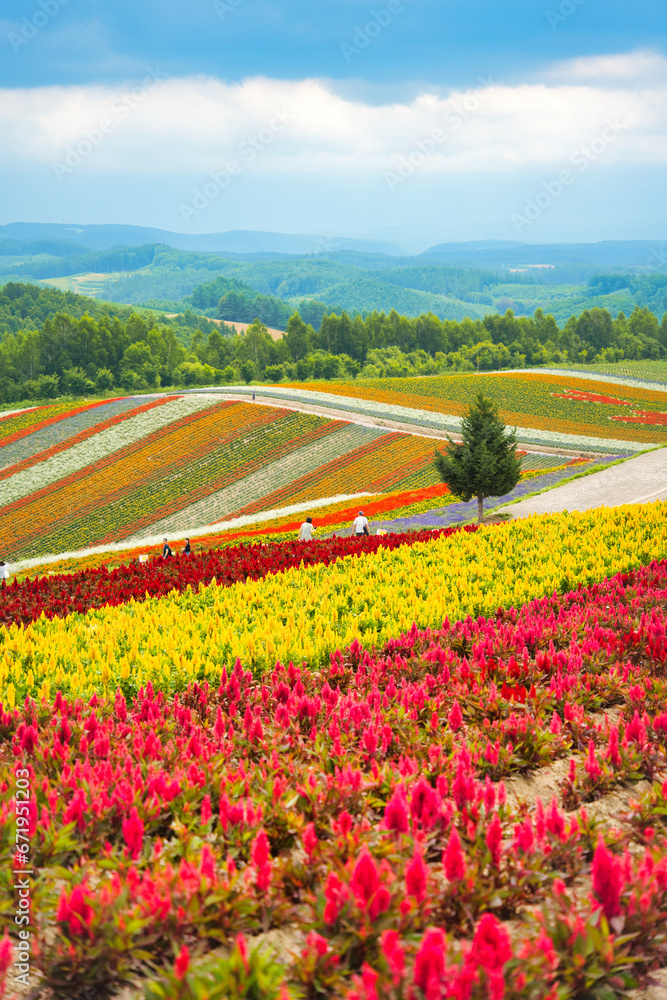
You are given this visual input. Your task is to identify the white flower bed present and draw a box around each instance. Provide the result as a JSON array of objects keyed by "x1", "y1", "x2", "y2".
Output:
[{"x1": 0, "y1": 396, "x2": 218, "y2": 508}]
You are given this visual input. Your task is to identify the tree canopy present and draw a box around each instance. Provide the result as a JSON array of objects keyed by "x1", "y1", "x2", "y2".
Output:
[{"x1": 434, "y1": 394, "x2": 522, "y2": 523}]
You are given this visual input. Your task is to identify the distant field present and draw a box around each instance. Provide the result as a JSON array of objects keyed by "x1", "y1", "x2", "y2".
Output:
[
  {"x1": 282, "y1": 371, "x2": 667, "y2": 445},
  {"x1": 37, "y1": 269, "x2": 152, "y2": 297},
  {"x1": 558, "y1": 360, "x2": 667, "y2": 384}
]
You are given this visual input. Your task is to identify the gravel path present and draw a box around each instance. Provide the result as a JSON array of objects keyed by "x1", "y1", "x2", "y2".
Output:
[{"x1": 498, "y1": 447, "x2": 667, "y2": 517}]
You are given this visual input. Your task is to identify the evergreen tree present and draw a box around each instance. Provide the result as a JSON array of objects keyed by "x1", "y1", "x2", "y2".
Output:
[{"x1": 434, "y1": 394, "x2": 521, "y2": 523}]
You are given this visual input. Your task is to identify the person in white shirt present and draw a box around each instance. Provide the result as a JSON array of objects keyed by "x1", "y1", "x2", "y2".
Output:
[
  {"x1": 352, "y1": 511, "x2": 369, "y2": 537},
  {"x1": 298, "y1": 517, "x2": 315, "y2": 541},
  {"x1": 0, "y1": 561, "x2": 9, "y2": 580}
]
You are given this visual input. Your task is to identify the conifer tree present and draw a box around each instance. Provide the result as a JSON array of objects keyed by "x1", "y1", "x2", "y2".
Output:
[{"x1": 434, "y1": 394, "x2": 521, "y2": 523}]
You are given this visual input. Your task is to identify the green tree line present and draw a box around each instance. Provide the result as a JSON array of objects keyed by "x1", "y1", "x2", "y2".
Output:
[{"x1": 0, "y1": 281, "x2": 666, "y2": 402}]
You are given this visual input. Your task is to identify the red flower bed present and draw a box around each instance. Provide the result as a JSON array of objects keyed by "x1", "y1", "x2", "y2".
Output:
[
  {"x1": 0, "y1": 525, "x2": 475, "y2": 625},
  {"x1": 554, "y1": 390, "x2": 631, "y2": 406},
  {"x1": 6, "y1": 559, "x2": 667, "y2": 996},
  {"x1": 611, "y1": 410, "x2": 667, "y2": 425}
]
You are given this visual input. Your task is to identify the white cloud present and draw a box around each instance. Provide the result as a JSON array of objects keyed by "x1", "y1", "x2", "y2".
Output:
[
  {"x1": 0, "y1": 51, "x2": 664, "y2": 182},
  {"x1": 549, "y1": 49, "x2": 667, "y2": 82}
]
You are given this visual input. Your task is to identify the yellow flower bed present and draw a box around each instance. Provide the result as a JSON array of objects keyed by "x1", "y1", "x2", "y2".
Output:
[{"x1": 3, "y1": 501, "x2": 666, "y2": 707}]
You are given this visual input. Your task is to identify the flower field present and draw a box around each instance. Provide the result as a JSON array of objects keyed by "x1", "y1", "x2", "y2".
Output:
[
  {"x1": 4, "y1": 502, "x2": 667, "y2": 998},
  {"x1": 277, "y1": 371, "x2": 667, "y2": 445},
  {"x1": 0, "y1": 392, "x2": 592, "y2": 565}
]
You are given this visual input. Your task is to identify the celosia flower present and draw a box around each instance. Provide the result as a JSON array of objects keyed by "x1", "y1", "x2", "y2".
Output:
[
  {"x1": 122, "y1": 807, "x2": 144, "y2": 861},
  {"x1": 351, "y1": 847, "x2": 390, "y2": 921},
  {"x1": 443, "y1": 825, "x2": 467, "y2": 881},
  {"x1": 250, "y1": 829, "x2": 272, "y2": 893},
  {"x1": 486, "y1": 812, "x2": 503, "y2": 868},
  {"x1": 470, "y1": 913, "x2": 512, "y2": 973},
  {"x1": 410, "y1": 776, "x2": 440, "y2": 831},
  {"x1": 413, "y1": 927, "x2": 446, "y2": 1000},
  {"x1": 324, "y1": 872, "x2": 347, "y2": 924},
  {"x1": 405, "y1": 849, "x2": 428, "y2": 904},
  {"x1": 448, "y1": 699, "x2": 463, "y2": 731},
  {"x1": 303, "y1": 822, "x2": 318, "y2": 860},
  {"x1": 381, "y1": 929, "x2": 405, "y2": 985},
  {"x1": 592, "y1": 837, "x2": 623, "y2": 919},
  {"x1": 174, "y1": 945, "x2": 189, "y2": 981},
  {"x1": 383, "y1": 785, "x2": 409, "y2": 833}
]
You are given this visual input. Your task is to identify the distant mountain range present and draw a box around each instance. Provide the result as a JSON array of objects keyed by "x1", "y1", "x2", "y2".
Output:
[
  {"x1": 0, "y1": 223, "x2": 406, "y2": 257},
  {"x1": 0, "y1": 223, "x2": 665, "y2": 270}
]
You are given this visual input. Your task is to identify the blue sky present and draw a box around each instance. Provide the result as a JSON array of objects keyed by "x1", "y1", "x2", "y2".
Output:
[{"x1": 1, "y1": 0, "x2": 666, "y2": 246}]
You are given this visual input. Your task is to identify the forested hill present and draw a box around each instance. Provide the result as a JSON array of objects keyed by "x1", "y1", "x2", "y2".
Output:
[
  {"x1": 0, "y1": 281, "x2": 666, "y2": 405},
  {"x1": 4, "y1": 237, "x2": 667, "y2": 326}
]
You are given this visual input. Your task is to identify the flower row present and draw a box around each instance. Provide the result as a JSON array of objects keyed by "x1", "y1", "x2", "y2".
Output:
[
  {"x1": 3, "y1": 502, "x2": 667, "y2": 708},
  {"x1": 0, "y1": 526, "x2": 468, "y2": 629}
]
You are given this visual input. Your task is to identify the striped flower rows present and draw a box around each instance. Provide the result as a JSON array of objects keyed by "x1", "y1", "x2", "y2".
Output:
[
  {"x1": 0, "y1": 398, "x2": 119, "y2": 450},
  {"x1": 0, "y1": 395, "x2": 216, "y2": 508},
  {"x1": 231, "y1": 432, "x2": 440, "y2": 520},
  {"x1": 283, "y1": 372, "x2": 667, "y2": 443},
  {"x1": 0, "y1": 395, "x2": 156, "y2": 474},
  {"x1": 3, "y1": 502, "x2": 666, "y2": 709},
  {"x1": 223, "y1": 383, "x2": 652, "y2": 452},
  {"x1": 145, "y1": 423, "x2": 385, "y2": 538},
  {"x1": 2, "y1": 405, "x2": 338, "y2": 560}
]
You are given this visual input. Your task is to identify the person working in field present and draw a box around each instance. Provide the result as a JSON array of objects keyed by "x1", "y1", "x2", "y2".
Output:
[
  {"x1": 298, "y1": 516, "x2": 315, "y2": 541},
  {"x1": 353, "y1": 511, "x2": 370, "y2": 537}
]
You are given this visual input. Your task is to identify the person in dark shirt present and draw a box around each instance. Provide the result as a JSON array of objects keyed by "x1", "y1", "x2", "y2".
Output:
[
  {"x1": 183, "y1": 538, "x2": 192, "y2": 555},
  {"x1": 162, "y1": 538, "x2": 173, "y2": 558}
]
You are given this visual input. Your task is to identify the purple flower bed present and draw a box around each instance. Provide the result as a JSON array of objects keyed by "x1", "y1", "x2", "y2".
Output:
[
  {"x1": 326, "y1": 456, "x2": 629, "y2": 536},
  {"x1": 0, "y1": 397, "x2": 145, "y2": 468}
]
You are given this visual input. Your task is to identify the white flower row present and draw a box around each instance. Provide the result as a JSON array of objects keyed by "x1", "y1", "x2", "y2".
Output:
[
  {"x1": 201, "y1": 386, "x2": 649, "y2": 453},
  {"x1": 131, "y1": 423, "x2": 383, "y2": 539},
  {"x1": 0, "y1": 395, "x2": 218, "y2": 508}
]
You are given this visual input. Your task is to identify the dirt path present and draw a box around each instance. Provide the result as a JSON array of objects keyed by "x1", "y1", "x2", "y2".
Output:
[{"x1": 498, "y1": 446, "x2": 667, "y2": 517}]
